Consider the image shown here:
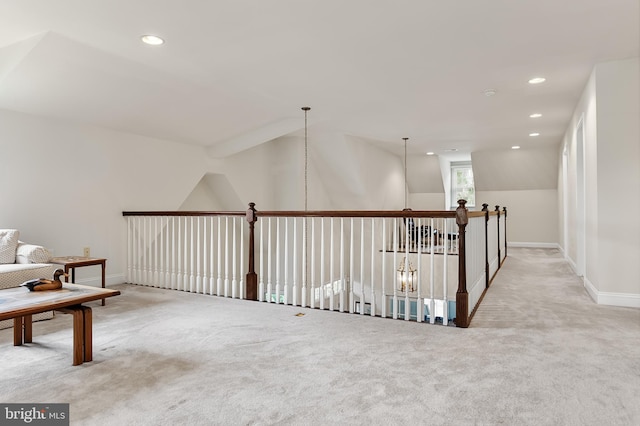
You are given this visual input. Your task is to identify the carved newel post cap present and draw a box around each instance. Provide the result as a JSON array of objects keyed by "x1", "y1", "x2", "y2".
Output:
[
  {"x1": 482, "y1": 203, "x2": 489, "y2": 211},
  {"x1": 495, "y1": 205, "x2": 500, "y2": 211},
  {"x1": 457, "y1": 199, "x2": 467, "y2": 207},
  {"x1": 246, "y1": 202, "x2": 257, "y2": 223}
]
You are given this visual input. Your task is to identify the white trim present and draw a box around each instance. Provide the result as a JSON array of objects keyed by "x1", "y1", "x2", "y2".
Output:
[
  {"x1": 507, "y1": 242, "x2": 560, "y2": 249},
  {"x1": 565, "y1": 255, "x2": 579, "y2": 275},
  {"x1": 584, "y1": 277, "x2": 640, "y2": 308}
]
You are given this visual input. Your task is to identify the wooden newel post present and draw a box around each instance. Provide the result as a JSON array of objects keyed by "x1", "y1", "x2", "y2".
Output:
[
  {"x1": 245, "y1": 202, "x2": 258, "y2": 301},
  {"x1": 455, "y1": 199, "x2": 469, "y2": 328}
]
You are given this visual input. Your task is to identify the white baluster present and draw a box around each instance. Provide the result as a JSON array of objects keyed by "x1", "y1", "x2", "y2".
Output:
[
  {"x1": 171, "y1": 217, "x2": 177, "y2": 290},
  {"x1": 153, "y1": 216, "x2": 159, "y2": 287},
  {"x1": 259, "y1": 217, "x2": 264, "y2": 302},
  {"x1": 217, "y1": 216, "x2": 222, "y2": 296},
  {"x1": 184, "y1": 217, "x2": 190, "y2": 291},
  {"x1": 197, "y1": 217, "x2": 202, "y2": 293},
  {"x1": 404, "y1": 216, "x2": 410, "y2": 321},
  {"x1": 392, "y1": 218, "x2": 398, "y2": 320},
  {"x1": 428, "y1": 218, "x2": 435, "y2": 324},
  {"x1": 224, "y1": 216, "x2": 230, "y2": 297},
  {"x1": 380, "y1": 218, "x2": 386, "y2": 318},
  {"x1": 370, "y1": 218, "x2": 375, "y2": 317},
  {"x1": 202, "y1": 217, "x2": 208, "y2": 294},
  {"x1": 239, "y1": 216, "x2": 244, "y2": 300},
  {"x1": 267, "y1": 217, "x2": 272, "y2": 303},
  {"x1": 232, "y1": 216, "x2": 237, "y2": 299},
  {"x1": 284, "y1": 217, "x2": 289, "y2": 305},
  {"x1": 276, "y1": 217, "x2": 281, "y2": 304},
  {"x1": 189, "y1": 217, "x2": 195, "y2": 292},
  {"x1": 329, "y1": 218, "x2": 334, "y2": 311},
  {"x1": 293, "y1": 217, "x2": 298, "y2": 306},
  {"x1": 349, "y1": 218, "x2": 355, "y2": 314},
  {"x1": 301, "y1": 217, "x2": 307, "y2": 308},
  {"x1": 339, "y1": 218, "x2": 345, "y2": 313},
  {"x1": 359, "y1": 218, "x2": 365, "y2": 316},
  {"x1": 310, "y1": 218, "x2": 315, "y2": 309},
  {"x1": 320, "y1": 218, "x2": 325, "y2": 310}
]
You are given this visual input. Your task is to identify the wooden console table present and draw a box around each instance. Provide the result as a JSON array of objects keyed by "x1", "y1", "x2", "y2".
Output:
[
  {"x1": 50, "y1": 256, "x2": 107, "y2": 305},
  {"x1": 0, "y1": 284, "x2": 120, "y2": 365}
]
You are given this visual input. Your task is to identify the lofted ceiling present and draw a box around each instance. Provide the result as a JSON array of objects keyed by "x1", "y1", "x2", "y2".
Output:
[{"x1": 0, "y1": 0, "x2": 638, "y2": 159}]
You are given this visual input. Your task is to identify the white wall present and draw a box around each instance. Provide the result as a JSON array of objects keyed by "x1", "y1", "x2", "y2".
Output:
[
  {"x1": 559, "y1": 57, "x2": 640, "y2": 306},
  {"x1": 0, "y1": 108, "x2": 210, "y2": 285},
  {"x1": 477, "y1": 190, "x2": 558, "y2": 246},
  {"x1": 593, "y1": 58, "x2": 640, "y2": 299},
  {"x1": 409, "y1": 193, "x2": 445, "y2": 210}
]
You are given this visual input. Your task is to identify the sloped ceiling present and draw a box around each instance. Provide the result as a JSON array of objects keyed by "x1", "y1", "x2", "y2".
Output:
[{"x1": 0, "y1": 0, "x2": 638, "y2": 188}]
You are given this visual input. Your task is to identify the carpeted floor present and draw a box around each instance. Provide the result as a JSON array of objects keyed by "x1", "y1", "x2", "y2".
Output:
[{"x1": 1, "y1": 248, "x2": 638, "y2": 425}]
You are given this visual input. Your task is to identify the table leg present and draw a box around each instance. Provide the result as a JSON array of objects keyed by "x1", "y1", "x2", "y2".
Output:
[
  {"x1": 58, "y1": 307, "x2": 85, "y2": 366},
  {"x1": 81, "y1": 306, "x2": 92, "y2": 362},
  {"x1": 24, "y1": 314, "x2": 32, "y2": 343},
  {"x1": 101, "y1": 262, "x2": 106, "y2": 306},
  {"x1": 71, "y1": 308, "x2": 84, "y2": 366},
  {"x1": 13, "y1": 316, "x2": 23, "y2": 346}
]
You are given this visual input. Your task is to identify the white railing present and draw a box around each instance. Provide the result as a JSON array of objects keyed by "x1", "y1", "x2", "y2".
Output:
[
  {"x1": 123, "y1": 201, "x2": 508, "y2": 327},
  {"x1": 255, "y1": 215, "x2": 460, "y2": 325},
  {"x1": 466, "y1": 214, "x2": 486, "y2": 316},
  {"x1": 487, "y1": 212, "x2": 500, "y2": 280},
  {"x1": 126, "y1": 213, "x2": 246, "y2": 297}
]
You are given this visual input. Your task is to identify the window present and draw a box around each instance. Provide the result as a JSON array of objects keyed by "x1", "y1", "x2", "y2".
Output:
[{"x1": 451, "y1": 162, "x2": 475, "y2": 208}]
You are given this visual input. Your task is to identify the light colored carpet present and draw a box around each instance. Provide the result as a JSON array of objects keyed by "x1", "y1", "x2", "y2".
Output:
[{"x1": 1, "y1": 248, "x2": 638, "y2": 425}]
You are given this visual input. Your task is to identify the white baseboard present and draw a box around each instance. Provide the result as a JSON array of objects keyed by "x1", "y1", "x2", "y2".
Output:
[
  {"x1": 507, "y1": 242, "x2": 560, "y2": 249},
  {"x1": 565, "y1": 256, "x2": 579, "y2": 275},
  {"x1": 75, "y1": 273, "x2": 125, "y2": 288},
  {"x1": 584, "y1": 277, "x2": 640, "y2": 308}
]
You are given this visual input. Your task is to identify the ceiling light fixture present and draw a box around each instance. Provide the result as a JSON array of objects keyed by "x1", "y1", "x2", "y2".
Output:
[
  {"x1": 529, "y1": 113, "x2": 542, "y2": 118},
  {"x1": 141, "y1": 35, "x2": 164, "y2": 45},
  {"x1": 483, "y1": 89, "x2": 497, "y2": 97},
  {"x1": 444, "y1": 148, "x2": 458, "y2": 152},
  {"x1": 426, "y1": 151, "x2": 435, "y2": 156},
  {"x1": 529, "y1": 132, "x2": 540, "y2": 137},
  {"x1": 528, "y1": 77, "x2": 546, "y2": 84},
  {"x1": 512, "y1": 146, "x2": 521, "y2": 150}
]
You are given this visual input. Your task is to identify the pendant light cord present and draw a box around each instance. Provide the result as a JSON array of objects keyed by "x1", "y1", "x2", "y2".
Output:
[
  {"x1": 302, "y1": 107, "x2": 310, "y2": 294},
  {"x1": 303, "y1": 107, "x2": 310, "y2": 211},
  {"x1": 403, "y1": 137, "x2": 408, "y2": 209}
]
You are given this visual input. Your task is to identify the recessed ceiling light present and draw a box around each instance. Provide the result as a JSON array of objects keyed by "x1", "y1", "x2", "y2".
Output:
[
  {"x1": 512, "y1": 146, "x2": 521, "y2": 150},
  {"x1": 443, "y1": 148, "x2": 458, "y2": 152},
  {"x1": 528, "y1": 77, "x2": 546, "y2": 84},
  {"x1": 483, "y1": 89, "x2": 497, "y2": 97},
  {"x1": 529, "y1": 113, "x2": 542, "y2": 118},
  {"x1": 529, "y1": 132, "x2": 540, "y2": 137},
  {"x1": 141, "y1": 35, "x2": 164, "y2": 45},
  {"x1": 426, "y1": 151, "x2": 435, "y2": 156}
]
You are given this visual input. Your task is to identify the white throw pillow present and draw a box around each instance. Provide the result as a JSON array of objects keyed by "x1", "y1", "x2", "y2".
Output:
[
  {"x1": 16, "y1": 241, "x2": 53, "y2": 264},
  {"x1": 0, "y1": 229, "x2": 20, "y2": 264}
]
